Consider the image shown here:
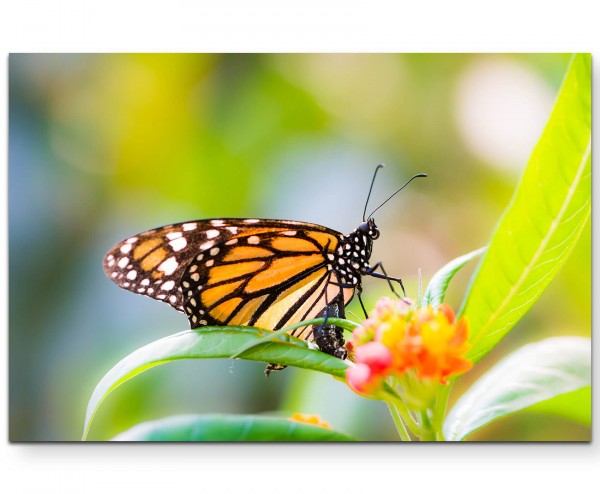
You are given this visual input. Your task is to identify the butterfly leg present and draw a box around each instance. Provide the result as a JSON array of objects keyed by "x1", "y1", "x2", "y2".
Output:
[
  {"x1": 330, "y1": 279, "x2": 368, "y2": 318},
  {"x1": 264, "y1": 362, "x2": 287, "y2": 376},
  {"x1": 366, "y1": 261, "x2": 406, "y2": 297},
  {"x1": 357, "y1": 291, "x2": 369, "y2": 318}
]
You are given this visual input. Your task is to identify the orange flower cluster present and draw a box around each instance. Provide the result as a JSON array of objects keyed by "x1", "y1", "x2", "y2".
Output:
[
  {"x1": 346, "y1": 297, "x2": 473, "y2": 394},
  {"x1": 288, "y1": 413, "x2": 332, "y2": 430}
]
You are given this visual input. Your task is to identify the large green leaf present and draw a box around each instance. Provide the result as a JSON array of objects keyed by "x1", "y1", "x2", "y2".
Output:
[
  {"x1": 459, "y1": 54, "x2": 591, "y2": 363},
  {"x1": 111, "y1": 414, "x2": 357, "y2": 441},
  {"x1": 443, "y1": 337, "x2": 591, "y2": 441},
  {"x1": 82, "y1": 324, "x2": 351, "y2": 440}
]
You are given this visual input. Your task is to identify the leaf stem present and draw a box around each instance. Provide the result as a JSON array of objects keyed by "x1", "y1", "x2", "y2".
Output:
[
  {"x1": 379, "y1": 388, "x2": 420, "y2": 436},
  {"x1": 432, "y1": 382, "x2": 453, "y2": 441},
  {"x1": 419, "y1": 410, "x2": 436, "y2": 441},
  {"x1": 387, "y1": 402, "x2": 412, "y2": 441}
]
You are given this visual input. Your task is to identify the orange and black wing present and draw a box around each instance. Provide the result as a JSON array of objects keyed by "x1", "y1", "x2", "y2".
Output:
[{"x1": 103, "y1": 218, "x2": 354, "y2": 342}]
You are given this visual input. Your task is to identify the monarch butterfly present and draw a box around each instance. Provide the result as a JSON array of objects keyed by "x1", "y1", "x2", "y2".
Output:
[{"x1": 103, "y1": 165, "x2": 426, "y2": 371}]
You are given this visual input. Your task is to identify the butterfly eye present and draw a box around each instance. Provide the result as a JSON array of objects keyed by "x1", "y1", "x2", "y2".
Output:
[
  {"x1": 371, "y1": 229, "x2": 380, "y2": 240},
  {"x1": 357, "y1": 222, "x2": 370, "y2": 234}
]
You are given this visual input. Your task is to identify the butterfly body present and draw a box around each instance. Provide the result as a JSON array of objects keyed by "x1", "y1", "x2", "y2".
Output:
[{"x1": 104, "y1": 217, "x2": 384, "y2": 361}]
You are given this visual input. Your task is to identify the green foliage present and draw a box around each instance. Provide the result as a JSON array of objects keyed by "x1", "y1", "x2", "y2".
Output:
[
  {"x1": 459, "y1": 54, "x2": 591, "y2": 364},
  {"x1": 422, "y1": 247, "x2": 485, "y2": 308},
  {"x1": 523, "y1": 386, "x2": 591, "y2": 427},
  {"x1": 111, "y1": 414, "x2": 356, "y2": 441},
  {"x1": 443, "y1": 337, "x2": 591, "y2": 441},
  {"x1": 83, "y1": 323, "x2": 352, "y2": 440}
]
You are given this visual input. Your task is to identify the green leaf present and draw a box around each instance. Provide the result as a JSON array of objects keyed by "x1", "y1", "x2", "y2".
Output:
[
  {"x1": 459, "y1": 53, "x2": 591, "y2": 363},
  {"x1": 111, "y1": 414, "x2": 357, "y2": 441},
  {"x1": 422, "y1": 247, "x2": 486, "y2": 308},
  {"x1": 83, "y1": 325, "x2": 351, "y2": 440},
  {"x1": 523, "y1": 386, "x2": 591, "y2": 427},
  {"x1": 443, "y1": 337, "x2": 591, "y2": 441}
]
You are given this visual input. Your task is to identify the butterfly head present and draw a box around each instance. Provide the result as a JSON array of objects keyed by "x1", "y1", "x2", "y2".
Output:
[{"x1": 357, "y1": 217, "x2": 380, "y2": 240}]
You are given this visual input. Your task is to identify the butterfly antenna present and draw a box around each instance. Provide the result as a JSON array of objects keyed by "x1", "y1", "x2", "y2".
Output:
[
  {"x1": 363, "y1": 164, "x2": 386, "y2": 222},
  {"x1": 367, "y1": 173, "x2": 427, "y2": 220}
]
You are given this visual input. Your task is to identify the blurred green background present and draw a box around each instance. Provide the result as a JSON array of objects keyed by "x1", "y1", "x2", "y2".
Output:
[{"x1": 8, "y1": 53, "x2": 590, "y2": 441}]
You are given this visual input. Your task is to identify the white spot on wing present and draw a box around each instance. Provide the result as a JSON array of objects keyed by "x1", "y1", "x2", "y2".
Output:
[
  {"x1": 158, "y1": 256, "x2": 178, "y2": 275},
  {"x1": 226, "y1": 226, "x2": 238, "y2": 234},
  {"x1": 120, "y1": 244, "x2": 132, "y2": 254},
  {"x1": 118, "y1": 257, "x2": 129, "y2": 269},
  {"x1": 191, "y1": 273, "x2": 200, "y2": 282},
  {"x1": 183, "y1": 223, "x2": 197, "y2": 231},
  {"x1": 283, "y1": 231, "x2": 297, "y2": 236},
  {"x1": 126, "y1": 237, "x2": 138, "y2": 244},
  {"x1": 211, "y1": 220, "x2": 225, "y2": 226},
  {"x1": 170, "y1": 237, "x2": 187, "y2": 252},
  {"x1": 245, "y1": 219, "x2": 260, "y2": 224},
  {"x1": 167, "y1": 232, "x2": 182, "y2": 240},
  {"x1": 200, "y1": 240, "x2": 214, "y2": 250},
  {"x1": 126, "y1": 270, "x2": 137, "y2": 280},
  {"x1": 225, "y1": 238, "x2": 238, "y2": 245},
  {"x1": 205, "y1": 260, "x2": 214, "y2": 267},
  {"x1": 247, "y1": 236, "x2": 260, "y2": 245},
  {"x1": 161, "y1": 280, "x2": 175, "y2": 291},
  {"x1": 210, "y1": 247, "x2": 219, "y2": 256},
  {"x1": 206, "y1": 230, "x2": 220, "y2": 239}
]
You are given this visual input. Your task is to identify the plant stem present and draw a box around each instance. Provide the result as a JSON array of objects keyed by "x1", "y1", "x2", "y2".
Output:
[
  {"x1": 380, "y1": 389, "x2": 420, "y2": 436},
  {"x1": 419, "y1": 410, "x2": 436, "y2": 441},
  {"x1": 432, "y1": 381, "x2": 453, "y2": 441},
  {"x1": 387, "y1": 402, "x2": 411, "y2": 441}
]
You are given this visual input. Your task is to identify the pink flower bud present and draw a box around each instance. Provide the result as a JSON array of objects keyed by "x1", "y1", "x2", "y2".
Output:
[
  {"x1": 346, "y1": 364, "x2": 375, "y2": 394},
  {"x1": 355, "y1": 342, "x2": 393, "y2": 375}
]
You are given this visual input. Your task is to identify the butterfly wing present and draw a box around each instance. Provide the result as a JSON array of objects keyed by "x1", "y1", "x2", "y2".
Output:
[{"x1": 104, "y1": 219, "x2": 354, "y2": 340}]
